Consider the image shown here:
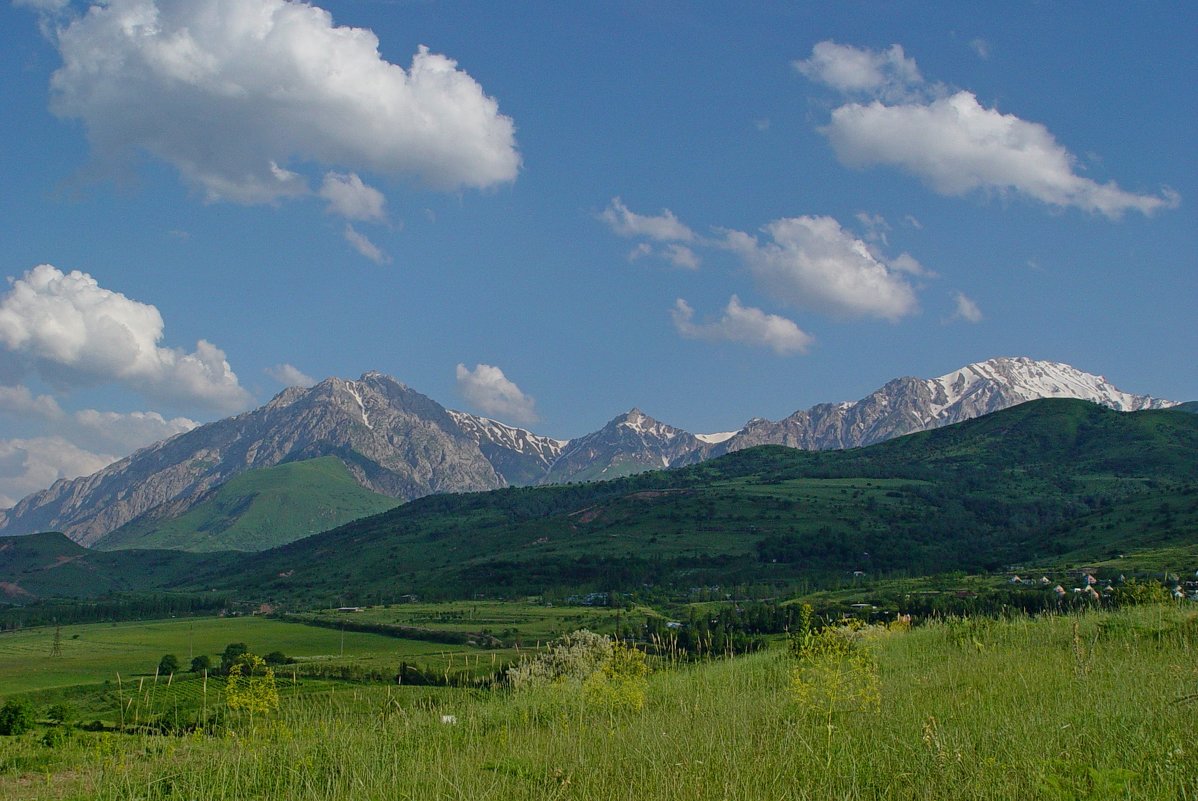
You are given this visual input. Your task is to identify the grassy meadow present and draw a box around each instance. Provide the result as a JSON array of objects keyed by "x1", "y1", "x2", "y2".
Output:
[
  {"x1": 0, "y1": 615, "x2": 474, "y2": 702},
  {"x1": 292, "y1": 600, "x2": 630, "y2": 644},
  {"x1": 0, "y1": 603, "x2": 1194, "y2": 800}
]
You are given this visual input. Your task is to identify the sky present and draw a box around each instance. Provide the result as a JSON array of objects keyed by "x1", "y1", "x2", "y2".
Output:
[{"x1": 0, "y1": 0, "x2": 1194, "y2": 506}]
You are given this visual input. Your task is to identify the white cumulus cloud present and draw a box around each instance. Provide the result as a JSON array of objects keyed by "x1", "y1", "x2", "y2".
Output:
[
  {"x1": 46, "y1": 0, "x2": 520, "y2": 205},
  {"x1": 69, "y1": 409, "x2": 197, "y2": 454},
  {"x1": 794, "y1": 41, "x2": 924, "y2": 101},
  {"x1": 0, "y1": 264, "x2": 251, "y2": 412},
  {"x1": 0, "y1": 381, "x2": 197, "y2": 502},
  {"x1": 824, "y1": 92, "x2": 1177, "y2": 218},
  {"x1": 0, "y1": 436, "x2": 116, "y2": 509},
  {"x1": 723, "y1": 216, "x2": 919, "y2": 321},
  {"x1": 455, "y1": 363, "x2": 538, "y2": 425},
  {"x1": 601, "y1": 197, "x2": 695, "y2": 242},
  {"x1": 319, "y1": 172, "x2": 387, "y2": 221},
  {"x1": 672, "y1": 296, "x2": 812, "y2": 355},
  {"x1": 266, "y1": 363, "x2": 316, "y2": 388},
  {"x1": 0, "y1": 384, "x2": 64, "y2": 420},
  {"x1": 797, "y1": 41, "x2": 1177, "y2": 219}
]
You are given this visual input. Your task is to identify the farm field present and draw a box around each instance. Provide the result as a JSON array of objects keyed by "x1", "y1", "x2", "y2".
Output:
[
  {"x1": 0, "y1": 603, "x2": 1194, "y2": 800},
  {"x1": 0, "y1": 615, "x2": 464, "y2": 697},
  {"x1": 294, "y1": 599, "x2": 632, "y2": 644}
]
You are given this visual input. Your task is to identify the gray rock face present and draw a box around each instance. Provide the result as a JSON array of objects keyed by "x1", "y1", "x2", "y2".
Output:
[
  {"x1": 540, "y1": 409, "x2": 712, "y2": 484},
  {"x1": 714, "y1": 356, "x2": 1175, "y2": 456},
  {"x1": 0, "y1": 357, "x2": 1175, "y2": 547},
  {"x1": 446, "y1": 410, "x2": 567, "y2": 486},
  {"x1": 0, "y1": 373, "x2": 504, "y2": 546}
]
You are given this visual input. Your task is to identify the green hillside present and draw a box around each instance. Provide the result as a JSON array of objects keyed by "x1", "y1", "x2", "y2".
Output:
[
  {"x1": 0, "y1": 531, "x2": 235, "y2": 600},
  {"x1": 199, "y1": 399, "x2": 1198, "y2": 603},
  {"x1": 3, "y1": 399, "x2": 1195, "y2": 603},
  {"x1": 94, "y1": 457, "x2": 400, "y2": 552}
]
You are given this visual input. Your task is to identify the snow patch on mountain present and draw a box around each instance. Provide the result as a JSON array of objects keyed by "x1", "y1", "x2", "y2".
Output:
[
  {"x1": 446, "y1": 410, "x2": 567, "y2": 462},
  {"x1": 695, "y1": 431, "x2": 737, "y2": 444}
]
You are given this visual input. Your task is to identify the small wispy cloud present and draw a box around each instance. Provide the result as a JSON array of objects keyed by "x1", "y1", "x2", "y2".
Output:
[
  {"x1": 266, "y1": 364, "x2": 317, "y2": 388},
  {"x1": 600, "y1": 197, "x2": 695, "y2": 242},
  {"x1": 948, "y1": 291, "x2": 984, "y2": 323},
  {"x1": 344, "y1": 225, "x2": 389, "y2": 265}
]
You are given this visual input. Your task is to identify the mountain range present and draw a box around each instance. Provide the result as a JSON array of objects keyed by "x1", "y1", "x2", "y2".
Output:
[
  {"x1": 0, "y1": 356, "x2": 1176, "y2": 548},
  {"x1": 4, "y1": 398, "x2": 1196, "y2": 602}
]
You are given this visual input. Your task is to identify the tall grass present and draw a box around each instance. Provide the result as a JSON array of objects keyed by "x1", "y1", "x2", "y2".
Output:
[{"x1": 1, "y1": 605, "x2": 1194, "y2": 800}]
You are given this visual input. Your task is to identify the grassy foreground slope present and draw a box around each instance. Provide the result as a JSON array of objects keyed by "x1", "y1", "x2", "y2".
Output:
[
  {"x1": 0, "y1": 605, "x2": 1193, "y2": 800},
  {"x1": 94, "y1": 457, "x2": 400, "y2": 552}
]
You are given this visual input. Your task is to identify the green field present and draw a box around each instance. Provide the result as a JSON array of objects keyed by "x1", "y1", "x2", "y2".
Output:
[
  {"x1": 0, "y1": 615, "x2": 469, "y2": 696},
  {"x1": 0, "y1": 604, "x2": 1193, "y2": 800},
  {"x1": 294, "y1": 600, "x2": 636, "y2": 644}
]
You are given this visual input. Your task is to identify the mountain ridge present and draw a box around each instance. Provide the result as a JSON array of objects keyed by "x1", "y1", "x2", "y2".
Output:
[
  {"x1": 0, "y1": 356, "x2": 1176, "y2": 547},
  {"x1": 3, "y1": 398, "x2": 1195, "y2": 601}
]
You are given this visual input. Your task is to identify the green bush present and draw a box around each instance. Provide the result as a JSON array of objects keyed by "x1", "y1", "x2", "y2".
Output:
[
  {"x1": 220, "y1": 643, "x2": 249, "y2": 673},
  {"x1": 0, "y1": 700, "x2": 34, "y2": 736},
  {"x1": 45, "y1": 703, "x2": 73, "y2": 725},
  {"x1": 41, "y1": 726, "x2": 72, "y2": 748},
  {"x1": 1110, "y1": 579, "x2": 1172, "y2": 607}
]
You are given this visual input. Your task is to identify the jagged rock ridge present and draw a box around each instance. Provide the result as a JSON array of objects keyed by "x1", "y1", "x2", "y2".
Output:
[
  {"x1": 0, "y1": 357, "x2": 1176, "y2": 547},
  {"x1": 713, "y1": 357, "x2": 1176, "y2": 455},
  {"x1": 0, "y1": 373, "x2": 511, "y2": 546}
]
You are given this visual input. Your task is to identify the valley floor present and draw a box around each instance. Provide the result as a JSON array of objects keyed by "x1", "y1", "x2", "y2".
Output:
[{"x1": 0, "y1": 604, "x2": 1195, "y2": 800}]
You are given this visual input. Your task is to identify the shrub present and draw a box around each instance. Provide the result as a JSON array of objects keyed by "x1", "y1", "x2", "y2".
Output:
[
  {"x1": 45, "y1": 703, "x2": 74, "y2": 725},
  {"x1": 508, "y1": 630, "x2": 651, "y2": 715},
  {"x1": 158, "y1": 654, "x2": 180, "y2": 675},
  {"x1": 506, "y1": 630, "x2": 613, "y2": 690},
  {"x1": 582, "y1": 641, "x2": 649, "y2": 713},
  {"x1": 220, "y1": 643, "x2": 249, "y2": 673},
  {"x1": 0, "y1": 700, "x2": 34, "y2": 736},
  {"x1": 225, "y1": 654, "x2": 279, "y2": 717},
  {"x1": 190, "y1": 654, "x2": 212, "y2": 673},
  {"x1": 1110, "y1": 579, "x2": 1172, "y2": 607},
  {"x1": 790, "y1": 625, "x2": 881, "y2": 716},
  {"x1": 41, "y1": 727, "x2": 72, "y2": 748}
]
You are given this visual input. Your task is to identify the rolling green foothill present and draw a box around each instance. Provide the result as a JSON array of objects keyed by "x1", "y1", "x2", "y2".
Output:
[{"x1": 93, "y1": 457, "x2": 400, "y2": 552}]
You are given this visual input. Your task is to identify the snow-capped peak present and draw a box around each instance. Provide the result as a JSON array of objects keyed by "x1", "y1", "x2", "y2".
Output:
[
  {"x1": 615, "y1": 408, "x2": 678, "y2": 441},
  {"x1": 926, "y1": 357, "x2": 1174, "y2": 419}
]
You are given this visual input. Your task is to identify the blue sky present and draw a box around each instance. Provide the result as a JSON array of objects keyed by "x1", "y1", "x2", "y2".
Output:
[{"x1": 0, "y1": 0, "x2": 1194, "y2": 505}]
